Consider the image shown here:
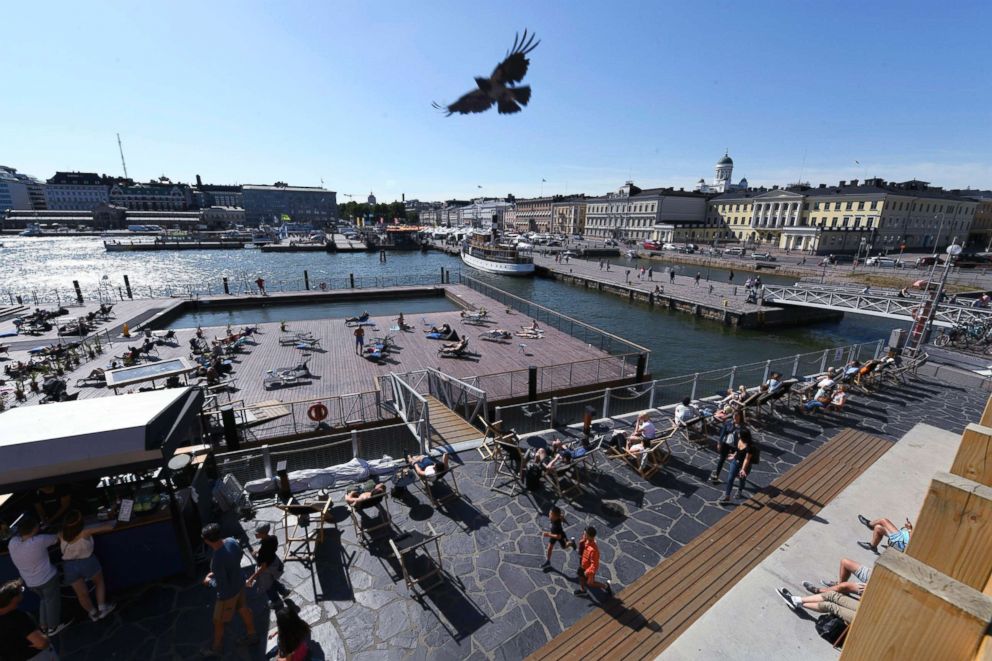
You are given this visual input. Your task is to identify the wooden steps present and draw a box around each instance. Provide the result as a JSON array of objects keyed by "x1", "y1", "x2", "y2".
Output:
[
  {"x1": 526, "y1": 428, "x2": 893, "y2": 661},
  {"x1": 424, "y1": 395, "x2": 482, "y2": 447}
]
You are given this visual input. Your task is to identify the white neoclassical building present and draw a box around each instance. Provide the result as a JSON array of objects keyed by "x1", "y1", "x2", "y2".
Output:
[{"x1": 695, "y1": 151, "x2": 748, "y2": 194}]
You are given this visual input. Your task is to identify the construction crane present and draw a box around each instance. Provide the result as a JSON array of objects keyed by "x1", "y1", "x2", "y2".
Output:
[{"x1": 116, "y1": 133, "x2": 130, "y2": 180}]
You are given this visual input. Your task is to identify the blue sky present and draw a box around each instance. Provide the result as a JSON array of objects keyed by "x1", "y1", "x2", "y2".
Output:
[{"x1": 2, "y1": 0, "x2": 990, "y2": 201}]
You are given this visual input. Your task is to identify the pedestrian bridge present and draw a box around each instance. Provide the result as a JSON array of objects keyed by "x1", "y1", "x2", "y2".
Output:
[{"x1": 762, "y1": 284, "x2": 992, "y2": 327}]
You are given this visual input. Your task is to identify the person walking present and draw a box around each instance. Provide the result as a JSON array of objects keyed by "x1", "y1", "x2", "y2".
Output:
[
  {"x1": 0, "y1": 579, "x2": 59, "y2": 660},
  {"x1": 354, "y1": 326, "x2": 365, "y2": 355},
  {"x1": 542, "y1": 506, "x2": 576, "y2": 569},
  {"x1": 255, "y1": 277, "x2": 266, "y2": 295},
  {"x1": 718, "y1": 427, "x2": 758, "y2": 504},
  {"x1": 201, "y1": 524, "x2": 258, "y2": 658},
  {"x1": 625, "y1": 270, "x2": 630, "y2": 283},
  {"x1": 728, "y1": 270, "x2": 734, "y2": 283},
  {"x1": 8, "y1": 515, "x2": 67, "y2": 637},
  {"x1": 58, "y1": 511, "x2": 116, "y2": 622},
  {"x1": 694, "y1": 272, "x2": 701, "y2": 286},
  {"x1": 647, "y1": 266, "x2": 653, "y2": 280},
  {"x1": 573, "y1": 527, "x2": 613, "y2": 599},
  {"x1": 245, "y1": 523, "x2": 285, "y2": 608},
  {"x1": 710, "y1": 411, "x2": 744, "y2": 483},
  {"x1": 669, "y1": 269, "x2": 675, "y2": 284}
]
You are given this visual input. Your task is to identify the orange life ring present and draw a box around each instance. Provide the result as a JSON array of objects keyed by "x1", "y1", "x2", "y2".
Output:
[{"x1": 307, "y1": 403, "x2": 328, "y2": 422}]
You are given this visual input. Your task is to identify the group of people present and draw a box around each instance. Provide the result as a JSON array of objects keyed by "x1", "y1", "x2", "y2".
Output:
[
  {"x1": 796, "y1": 368, "x2": 848, "y2": 414},
  {"x1": 541, "y1": 508, "x2": 614, "y2": 601},
  {"x1": 776, "y1": 513, "x2": 913, "y2": 629}
]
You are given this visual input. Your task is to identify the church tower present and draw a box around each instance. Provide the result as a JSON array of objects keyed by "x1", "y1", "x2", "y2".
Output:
[{"x1": 715, "y1": 151, "x2": 734, "y2": 190}]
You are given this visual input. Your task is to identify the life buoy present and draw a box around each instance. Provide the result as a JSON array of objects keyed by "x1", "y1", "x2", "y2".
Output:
[{"x1": 307, "y1": 403, "x2": 328, "y2": 422}]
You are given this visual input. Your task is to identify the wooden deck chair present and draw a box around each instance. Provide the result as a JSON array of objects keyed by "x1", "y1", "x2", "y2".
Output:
[
  {"x1": 756, "y1": 380, "x2": 797, "y2": 419},
  {"x1": 477, "y1": 416, "x2": 504, "y2": 460},
  {"x1": 549, "y1": 460, "x2": 583, "y2": 499},
  {"x1": 675, "y1": 413, "x2": 708, "y2": 444},
  {"x1": 389, "y1": 521, "x2": 445, "y2": 595},
  {"x1": 415, "y1": 461, "x2": 461, "y2": 507},
  {"x1": 487, "y1": 436, "x2": 525, "y2": 495},
  {"x1": 347, "y1": 486, "x2": 392, "y2": 545},
  {"x1": 621, "y1": 434, "x2": 671, "y2": 479}
]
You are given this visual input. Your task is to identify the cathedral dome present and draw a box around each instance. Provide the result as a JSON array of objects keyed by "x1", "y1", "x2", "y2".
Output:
[{"x1": 717, "y1": 152, "x2": 733, "y2": 166}]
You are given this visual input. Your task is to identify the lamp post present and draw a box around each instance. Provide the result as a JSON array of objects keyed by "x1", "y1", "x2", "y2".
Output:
[{"x1": 915, "y1": 238, "x2": 962, "y2": 350}]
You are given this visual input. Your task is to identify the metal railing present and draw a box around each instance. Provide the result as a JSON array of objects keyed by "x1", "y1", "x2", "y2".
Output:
[
  {"x1": 763, "y1": 284, "x2": 992, "y2": 328},
  {"x1": 2, "y1": 271, "x2": 451, "y2": 306},
  {"x1": 383, "y1": 368, "x2": 489, "y2": 428},
  {"x1": 456, "y1": 273, "x2": 651, "y2": 360},
  {"x1": 383, "y1": 373, "x2": 431, "y2": 452},
  {"x1": 454, "y1": 353, "x2": 639, "y2": 402},
  {"x1": 214, "y1": 422, "x2": 420, "y2": 488},
  {"x1": 493, "y1": 339, "x2": 887, "y2": 434},
  {"x1": 201, "y1": 390, "x2": 391, "y2": 445}
]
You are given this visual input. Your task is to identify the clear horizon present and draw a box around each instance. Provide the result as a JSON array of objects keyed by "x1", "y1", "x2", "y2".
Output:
[{"x1": 2, "y1": 0, "x2": 990, "y2": 202}]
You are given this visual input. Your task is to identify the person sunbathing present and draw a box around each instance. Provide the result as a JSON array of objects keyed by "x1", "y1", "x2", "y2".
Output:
[
  {"x1": 626, "y1": 412, "x2": 657, "y2": 450},
  {"x1": 345, "y1": 483, "x2": 387, "y2": 507},
  {"x1": 799, "y1": 557, "x2": 872, "y2": 596},
  {"x1": 346, "y1": 311, "x2": 370, "y2": 323},
  {"x1": 441, "y1": 337, "x2": 468, "y2": 353},
  {"x1": 777, "y1": 587, "x2": 859, "y2": 624},
  {"x1": 407, "y1": 452, "x2": 451, "y2": 478},
  {"x1": 856, "y1": 513, "x2": 911, "y2": 553},
  {"x1": 520, "y1": 438, "x2": 571, "y2": 479}
]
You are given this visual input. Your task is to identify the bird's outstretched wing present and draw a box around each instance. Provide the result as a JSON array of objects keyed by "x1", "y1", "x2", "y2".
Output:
[
  {"x1": 432, "y1": 88, "x2": 494, "y2": 116},
  {"x1": 491, "y1": 29, "x2": 540, "y2": 86}
]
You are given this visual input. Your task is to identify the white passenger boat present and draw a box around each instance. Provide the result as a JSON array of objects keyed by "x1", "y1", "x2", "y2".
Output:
[{"x1": 460, "y1": 232, "x2": 534, "y2": 276}]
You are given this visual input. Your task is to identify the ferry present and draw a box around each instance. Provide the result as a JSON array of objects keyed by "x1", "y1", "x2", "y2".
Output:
[{"x1": 460, "y1": 232, "x2": 535, "y2": 276}]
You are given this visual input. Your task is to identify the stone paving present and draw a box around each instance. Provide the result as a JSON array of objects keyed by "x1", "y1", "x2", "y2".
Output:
[{"x1": 49, "y1": 373, "x2": 986, "y2": 660}]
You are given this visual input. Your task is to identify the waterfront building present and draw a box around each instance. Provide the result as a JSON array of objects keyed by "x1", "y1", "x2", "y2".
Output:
[
  {"x1": 0, "y1": 165, "x2": 46, "y2": 212},
  {"x1": 110, "y1": 178, "x2": 194, "y2": 212},
  {"x1": 193, "y1": 177, "x2": 243, "y2": 209},
  {"x1": 584, "y1": 181, "x2": 708, "y2": 242},
  {"x1": 955, "y1": 189, "x2": 992, "y2": 250},
  {"x1": 44, "y1": 171, "x2": 115, "y2": 210},
  {"x1": 710, "y1": 178, "x2": 977, "y2": 254},
  {"x1": 420, "y1": 200, "x2": 469, "y2": 227},
  {"x1": 242, "y1": 183, "x2": 337, "y2": 227},
  {"x1": 457, "y1": 198, "x2": 514, "y2": 229},
  {"x1": 510, "y1": 196, "x2": 553, "y2": 233},
  {"x1": 694, "y1": 151, "x2": 748, "y2": 194},
  {"x1": 551, "y1": 195, "x2": 587, "y2": 236}
]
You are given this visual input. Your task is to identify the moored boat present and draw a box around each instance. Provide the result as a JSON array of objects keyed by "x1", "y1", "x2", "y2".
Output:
[{"x1": 460, "y1": 232, "x2": 534, "y2": 276}]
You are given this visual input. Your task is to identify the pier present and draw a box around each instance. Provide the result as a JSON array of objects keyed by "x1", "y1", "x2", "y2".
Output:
[
  {"x1": 103, "y1": 240, "x2": 245, "y2": 251},
  {"x1": 533, "y1": 254, "x2": 843, "y2": 328}
]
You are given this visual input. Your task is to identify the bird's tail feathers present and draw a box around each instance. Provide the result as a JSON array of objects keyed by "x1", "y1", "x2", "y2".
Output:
[{"x1": 511, "y1": 85, "x2": 532, "y2": 106}]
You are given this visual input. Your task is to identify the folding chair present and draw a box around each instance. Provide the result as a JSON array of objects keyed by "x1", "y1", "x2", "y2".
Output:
[
  {"x1": 757, "y1": 380, "x2": 796, "y2": 419},
  {"x1": 621, "y1": 434, "x2": 672, "y2": 479},
  {"x1": 675, "y1": 413, "x2": 708, "y2": 444},
  {"x1": 415, "y1": 461, "x2": 461, "y2": 507},
  {"x1": 389, "y1": 521, "x2": 445, "y2": 595},
  {"x1": 277, "y1": 493, "x2": 334, "y2": 567},
  {"x1": 477, "y1": 416, "x2": 504, "y2": 461},
  {"x1": 486, "y1": 437, "x2": 525, "y2": 496},
  {"x1": 549, "y1": 460, "x2": 583, "y2": 499},
  {"x1": 347, "y1": 487, "x2": 392, "y2": 545}
]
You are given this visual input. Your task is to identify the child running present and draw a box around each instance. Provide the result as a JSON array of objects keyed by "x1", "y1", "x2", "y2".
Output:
[
  {"x1": 541, "y1": 506, "x2": 576, "y2": 569},
  {"x1": 574, "y1": 526, "x2": 614, "y2": 599}
]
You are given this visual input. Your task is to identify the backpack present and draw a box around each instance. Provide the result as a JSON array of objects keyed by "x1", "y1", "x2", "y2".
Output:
[{"x1": 815, "y1": 614, "x2": 846, "y2": 646}]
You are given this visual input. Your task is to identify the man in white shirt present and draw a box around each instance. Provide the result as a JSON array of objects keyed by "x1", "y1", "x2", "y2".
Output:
[
  {"x1": 674, "y1": 397, "x2": 697, "y2": 424},
  {"x1": 8, "y1": 515, "x2": 66, "y2": 636}
]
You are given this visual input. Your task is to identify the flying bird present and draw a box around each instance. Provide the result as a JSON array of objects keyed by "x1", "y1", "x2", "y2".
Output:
[{"x1": 433, "y1": 30, "x2": 540, "y2": 116}]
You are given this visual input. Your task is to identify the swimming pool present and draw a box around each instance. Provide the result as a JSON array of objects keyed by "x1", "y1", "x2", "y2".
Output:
[{"x1": 157, "y1": 293, "x2": 461, "y2": 329}]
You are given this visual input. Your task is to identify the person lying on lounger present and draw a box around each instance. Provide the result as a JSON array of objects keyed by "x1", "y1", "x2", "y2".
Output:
[
  {"x1": 519, "y1": 438, "x2": 572, "y2": 479},
  {"x1": 346, "y1": 311, "x2": 370, "y2": 323},
  {"x1": 441, "y1": 337, "x2": 468, "y2": 353},
  {"x1": 407, "y1": 453, "x2": 451, "y2": 478},
  {"x1": 426, "y1": 323, "x2": 452, "y2": 335},
  {"x1": 344, "y1": 483, "x2": 387, "y2": 507}
]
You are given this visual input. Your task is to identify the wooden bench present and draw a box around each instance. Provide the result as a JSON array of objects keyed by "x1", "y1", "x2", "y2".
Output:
[{"x1": 526, "y1": 428, "x2": 894, "y2": 661}]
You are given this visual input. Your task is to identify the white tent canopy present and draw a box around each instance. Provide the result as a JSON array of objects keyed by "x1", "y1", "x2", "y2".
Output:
[{"x1": 0, "y1": 388, "x2": 203, "y2": 491}]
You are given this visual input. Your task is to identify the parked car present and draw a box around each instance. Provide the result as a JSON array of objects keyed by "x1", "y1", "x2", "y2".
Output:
[
  {"x1": 662, "y1": 243, "x2": 678, "y2": 251},
  {"x1": 915, "y1": 255, "x2": 945, "y2": 268},
  {"x1": 570, "y1": 234, "x2": 584, "y2": 241},
  {"x1": 865, "y1": 256, "x2": 903, "y2": 268},
  {"x1": 724, "y1": 247, "x2": 745, "y2": 256},
  {"x1": 604, "y1": 239, "x2": 619, "y2": 246},
  {"x1": 546, "y1": 240, "x2": 562, "y2": 247},
  {"x1": 751, "y1": 252, "x2": 776, "y2": 261},
  {"x1": 643, "y1": 240, "x2": 661, "y2": 250},
  {"x1": 705, "y1": 248, "x2": 723, "y2": 256}
]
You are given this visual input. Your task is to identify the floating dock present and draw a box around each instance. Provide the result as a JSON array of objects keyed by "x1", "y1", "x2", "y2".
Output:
[{"x1": 104, "y1": 241, "x2": 245, "y2": 252}]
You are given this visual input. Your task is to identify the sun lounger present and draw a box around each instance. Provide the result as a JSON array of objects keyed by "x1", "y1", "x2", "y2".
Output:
[
  {"x1": 388, "y1": 522, "x2": 445, "y2": 595},
  {"x1": 347, "y1": 484, "x2": 392, "y2": 545},
  {"x1": 414, "y1": 459, "x2": 461, "y2": 508}
]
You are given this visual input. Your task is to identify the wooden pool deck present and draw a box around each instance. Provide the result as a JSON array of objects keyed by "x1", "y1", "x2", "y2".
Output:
[{"x1": 2, "y1": 285, "x2": 637, "y2": 432}]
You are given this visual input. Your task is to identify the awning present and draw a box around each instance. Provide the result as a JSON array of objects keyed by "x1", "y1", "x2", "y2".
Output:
[{"x1": 0, "y1": 387, "x2": 204, "y2": 492}]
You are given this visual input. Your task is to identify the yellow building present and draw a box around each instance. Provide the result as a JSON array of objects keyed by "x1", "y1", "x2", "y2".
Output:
[{"x1": 708, "y1": 178, "x2": 977, "y2": 254}]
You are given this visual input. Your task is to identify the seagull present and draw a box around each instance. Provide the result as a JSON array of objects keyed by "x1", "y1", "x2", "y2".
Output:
[{"x1": 433, "y1": 29, "x2": 540, "y2": 116}]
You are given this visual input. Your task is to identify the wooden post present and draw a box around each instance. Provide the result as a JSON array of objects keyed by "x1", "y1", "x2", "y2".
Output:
[
  {"x1": 982, "y1": 394, "x2": 992, "y2": 427},
  {"x1": 840, "y1": 552, "x2": 992, "y2": 660},
  {"x1": 906, "y1": 472, "x2": 992, "y2": 593},
  {"x1": 950, "y1": 424, "x2": 992, "y2": 488}
]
